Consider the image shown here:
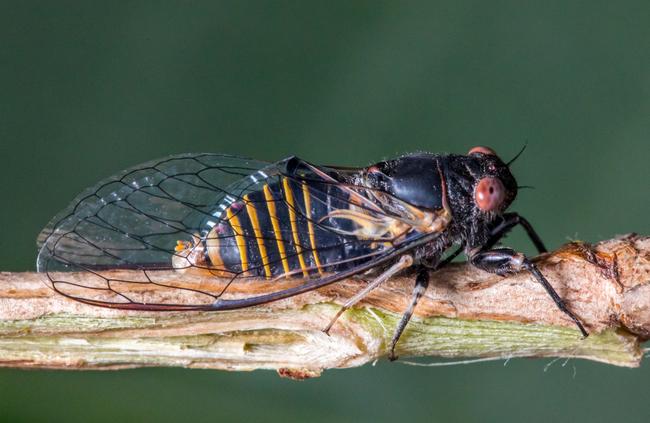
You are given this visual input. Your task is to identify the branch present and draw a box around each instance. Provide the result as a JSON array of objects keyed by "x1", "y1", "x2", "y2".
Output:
[{"x1": 1, "y1": 235, "x2": 648, "y2": 378}]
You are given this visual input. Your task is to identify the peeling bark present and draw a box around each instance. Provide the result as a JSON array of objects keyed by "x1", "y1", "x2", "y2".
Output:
[{"x1": 0, "y1": 235, "x2": 648, "y2": 378}]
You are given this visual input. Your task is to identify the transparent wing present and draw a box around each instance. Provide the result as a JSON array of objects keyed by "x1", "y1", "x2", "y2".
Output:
[
  {"x1": 36, "y1": 154, "x2": 433, "y2": 310},
  {"x1": 37, "y1": 154, "x2": 268, "y2": 270}
]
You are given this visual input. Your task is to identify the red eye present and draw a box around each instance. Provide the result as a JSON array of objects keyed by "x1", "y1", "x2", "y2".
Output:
[
  {"x1": 474, "y1": 177, "x2": 505, "y2": 212},
  {"x1": 468, "y1": 146, "x2": 497, "y2": 156}
]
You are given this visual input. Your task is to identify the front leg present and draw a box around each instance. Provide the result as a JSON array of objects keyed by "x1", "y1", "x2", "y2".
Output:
[
  {"x1": 486, "y1": 212, "x2": 547, "y2": 254},
  {"x1": 469, "y1": 247, "x2": 588, "y2": 337}
]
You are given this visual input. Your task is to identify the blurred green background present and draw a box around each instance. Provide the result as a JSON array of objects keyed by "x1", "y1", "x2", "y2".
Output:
[{"x1": 1, "y1": 1, "x2": 649, "y2": 422}]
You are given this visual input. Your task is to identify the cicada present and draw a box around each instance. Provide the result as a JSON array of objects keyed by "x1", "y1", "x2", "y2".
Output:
[{"x1": 37, "y1": 146, "x2": 587, "y2": 359}]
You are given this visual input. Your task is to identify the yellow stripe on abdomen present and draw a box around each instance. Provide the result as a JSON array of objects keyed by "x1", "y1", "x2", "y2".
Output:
[
  {"x1": 282, "y1": 178, "x2": 309, "y2": 277},
  {"x1": 301, "y1": 182, "x2": 323, "y2": 275},
  {"x1": 244, "y1": 194, "x2": 271, "y2": 278},
  {"x1": 263, "y1": 184, "x2": 290, "y2": 276},
  {"x1": 226, "y1": 207, "x2": 248, "y2": 273},
  {"x1": 205, "y1": 227, "x2": 225, "y2": 271}
]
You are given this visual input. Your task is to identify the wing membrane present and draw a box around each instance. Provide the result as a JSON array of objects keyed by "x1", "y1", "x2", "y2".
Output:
[{"x1": 36, "y1": 154, "x2": 431, "y2": 309}]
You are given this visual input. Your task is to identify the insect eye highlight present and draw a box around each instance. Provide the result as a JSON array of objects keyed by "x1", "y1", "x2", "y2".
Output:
[
  {"x1": 474, "y1": 177, "x2": 505, "y2": 212},
  {"x1": 468, "y1": 146, "x2": 497, "y2": 156}
]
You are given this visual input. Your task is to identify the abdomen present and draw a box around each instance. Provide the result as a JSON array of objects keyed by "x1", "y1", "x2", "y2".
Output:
[{"x1": 197, "y1": 176, "x2": 373, "y2": 278}]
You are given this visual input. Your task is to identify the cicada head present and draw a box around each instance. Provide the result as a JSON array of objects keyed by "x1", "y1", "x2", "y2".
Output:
[{"x1": 466, "y1": 146, "x2": 518, "y2": 214}]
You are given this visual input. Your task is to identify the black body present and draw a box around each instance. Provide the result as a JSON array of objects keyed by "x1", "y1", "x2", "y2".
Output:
[
  {"x1": 36, "y1": 148, "x2": 588, "y2": 360},
  {"x1": 359, "y1": 152, "x2": 518, "y2": 256}
]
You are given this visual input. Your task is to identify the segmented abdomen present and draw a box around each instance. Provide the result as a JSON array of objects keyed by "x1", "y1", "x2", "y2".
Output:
[{"x1": 198, "y1": 177, "x2": 371, "y2": 278}]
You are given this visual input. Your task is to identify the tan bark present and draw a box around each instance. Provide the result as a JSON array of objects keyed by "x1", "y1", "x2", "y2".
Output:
[{"x1": 0, "y1": 235, "x2": 648, "y2": 378}]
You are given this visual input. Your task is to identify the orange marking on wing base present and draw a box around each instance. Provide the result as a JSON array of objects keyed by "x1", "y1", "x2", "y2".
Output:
[{"x1": 175, "y1": 240, "x2": 189, "y2": 252}]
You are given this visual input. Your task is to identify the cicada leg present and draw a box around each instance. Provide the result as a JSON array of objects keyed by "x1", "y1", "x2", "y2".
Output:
[
  {"x1": 323, "y1": 254, "x2": 414, "y2": 334},
  {"x1": 486, "y1": 212, "x2": 547, "y2": 254},
  {"x1": 469, "y1": 247, "x2": 588, "y2": 337},
  {"x1": 387, "y1": 245, "x2": 464, "y2": 360},
  {"x1": 388, "y1": 267, "x2": 428, "y2": 361}
]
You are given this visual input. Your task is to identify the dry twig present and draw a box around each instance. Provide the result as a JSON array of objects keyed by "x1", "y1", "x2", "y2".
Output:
[{"x1": 1, "y1": 235, "x2": 648, "y2": 378}]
